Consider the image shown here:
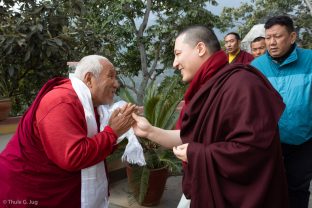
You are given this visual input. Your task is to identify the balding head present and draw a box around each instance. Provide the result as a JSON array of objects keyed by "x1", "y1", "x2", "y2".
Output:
[
  {"x1": 73, "y1": 55, "x2": 119, "y2": 106},
  {"x1": 74, "y1": 55, "x2": 113, "y2": 81}
]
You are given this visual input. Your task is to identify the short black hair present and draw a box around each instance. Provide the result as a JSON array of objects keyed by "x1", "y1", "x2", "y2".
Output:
[
  {"x1": 265, "y1": 15, "x2": 295, "y2": 33},
  {"x1": 177, "y1": 25, "x2": 221, "y2": 53},
  {"x1": 225, "y1": 32, "x2": 241, "y2": 41},
  {"x1": 252, "y1": 36, "x2": 265, "y2": 43}
]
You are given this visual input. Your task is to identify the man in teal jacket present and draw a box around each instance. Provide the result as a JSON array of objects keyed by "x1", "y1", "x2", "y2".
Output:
[{"x1": 251, "y1": 15, "x2": 312, "y2": 208}]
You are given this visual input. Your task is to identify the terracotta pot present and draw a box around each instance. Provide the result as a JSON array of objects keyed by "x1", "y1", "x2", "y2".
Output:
[
  {"x1": 126, "y1": 165, "x2": 169, "y2": 206},
  {"x1": 0, "y1": 98, "x2": 12, "y2": 121}
]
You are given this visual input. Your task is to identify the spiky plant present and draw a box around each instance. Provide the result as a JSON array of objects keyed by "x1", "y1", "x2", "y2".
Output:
[{"x1": 119, "y1": 77, "x2": 183, "y2": 204}]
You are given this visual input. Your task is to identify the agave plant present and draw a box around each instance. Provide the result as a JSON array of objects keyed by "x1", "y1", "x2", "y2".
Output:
[
  {"x1": 120, "y1": 78, "x2": 183, "y2": 170},
  {"x1": 119, "y1": 77, "x2": 184, "y2": 204}
]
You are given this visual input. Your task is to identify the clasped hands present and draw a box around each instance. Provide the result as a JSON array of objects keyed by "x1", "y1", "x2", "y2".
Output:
[
  {"x1": 131, "y1": 111, "x2": 189, "y2": 163},
  {"x1": 109, "y1": 104, "x2": 189, "y2": 162},
  {"x1": 108, "y1": 103, "x2": 137, "y2": 137}
]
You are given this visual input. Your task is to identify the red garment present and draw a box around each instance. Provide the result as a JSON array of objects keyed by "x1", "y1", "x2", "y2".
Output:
[
  {"x1": 0, "y1": 78, "x2": 117, "y2": 207},
  {"x1": 228, "y1": 50, "x2": 254, "y2": 64},
  {"x1": 179, "y1": 52, "x2": 289, "y2": 207}
]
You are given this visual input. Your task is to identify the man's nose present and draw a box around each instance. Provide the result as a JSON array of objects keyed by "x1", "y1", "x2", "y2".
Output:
[
  {"x1": 173, "y1": 58, "x2": 178, "y2": 69},
  {"x1": 269, "y1": 37, "x2": 277, "y2": 45},
  {"x1": 114, "y1": 79, "x2": 120, "y2": 88}
]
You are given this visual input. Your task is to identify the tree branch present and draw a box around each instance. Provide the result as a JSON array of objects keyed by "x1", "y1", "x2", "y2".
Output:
[
  {"x1": 149, "y1": 43, "x2": 161, "y2": 77},
  {"x1": 149, "y1": 34, "x2": 173, "y2": 77},
  {"x1": 138, "y1": 0, "x2": 152, "y2": 37},
  {"x1": 137, "y1": 0, "x2": 152, "y2": 77}
]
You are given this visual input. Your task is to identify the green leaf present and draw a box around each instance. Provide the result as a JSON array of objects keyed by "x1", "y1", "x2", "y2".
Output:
[
  {"x1": 138, "y1": 167, "x2": 150, "y2": 204},
  {"x1": 30, "y1": 6, "x2": 45, "y2": 15},
  {"x1": 53, "y1": 38, "x2": 63, "y2": 46},
  {"x1": 24, "y1": 49, "x2": 31, "y2": 62},
  {"x1": 118, "y1": 87, "x2": 136, "y2": 104}
]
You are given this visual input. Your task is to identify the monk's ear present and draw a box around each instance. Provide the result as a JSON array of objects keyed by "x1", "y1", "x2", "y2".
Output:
[
  {"x1": 196, "y1": 42, "x2": 207, "y2": 57},
  {"x1": 83, "y1": 72, "x2": 93, "y2": 88}
]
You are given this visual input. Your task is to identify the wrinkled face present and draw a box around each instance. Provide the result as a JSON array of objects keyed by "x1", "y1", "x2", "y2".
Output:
[
  {"x1": 251, "y1": 39, "x2": 266, "y2": 58},
  {"x1": 89, "y1": 61, "x2": 119, "y2": 106},
  {"x1": 265, "y1": 24, "x2": 296, "y2": 58},
  {"x1": 224, "y1": 34, "x2": 240, "y2": 54},
  {"x1": 173, "y1": 34, "x2": 202, "y2": 83}
]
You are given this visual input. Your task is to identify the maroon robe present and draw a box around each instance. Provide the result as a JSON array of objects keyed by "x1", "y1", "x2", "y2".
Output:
[
  {"x1": 180, "y1": 52, "x2": 289, "y2": 207},
  {"x1": 228, "y1": 50, "x2": 254, "y2": 64},
  {"x1": 0, "y1": 78, "x2": 117, "y2": 207}
]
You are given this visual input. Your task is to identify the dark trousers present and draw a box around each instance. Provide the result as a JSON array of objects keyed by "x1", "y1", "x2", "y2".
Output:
[{"x1": 282, "y1": 139, "x2": 312, "y2": 208}]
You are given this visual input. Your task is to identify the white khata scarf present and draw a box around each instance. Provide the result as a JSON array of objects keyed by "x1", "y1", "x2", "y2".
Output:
[
  {"x1": 70, "y1": 77, "x2": 145, "y2": 208},
  {"x1": 98, "y1": 100, "x2": 146, "y2": 166}
]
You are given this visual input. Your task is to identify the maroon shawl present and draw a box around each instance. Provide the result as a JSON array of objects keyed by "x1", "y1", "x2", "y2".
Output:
[
  {"x1": 15, "y1": 77, "x2": 68, "y2": 156},
  {"x1": 180, "y1": 55, "x2": 288, "y2": 207},
  {"x1": 229, "y1": 50, "x2": 254, "y2": 64},
  {"x1": 176, "y1": 50, "x2": 228, "y2": 129},
  {"x1": 0, "y1": 78, "x2": 80, "y2": 207}
]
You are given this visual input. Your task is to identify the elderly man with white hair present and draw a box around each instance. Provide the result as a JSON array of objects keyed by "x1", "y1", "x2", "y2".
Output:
[{"x1": 0, "y1": 55, "x2": 136, "y2": 208}]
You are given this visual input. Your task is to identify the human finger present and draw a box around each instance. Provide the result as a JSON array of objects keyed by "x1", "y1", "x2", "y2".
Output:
[
  {"x1": 110, "y1": 108, "x2": 121, "y2": 118},
  {"x1": 132, "y1": 112, "x2": 140, "y2": 121},
  {"x1": 177, "y1": 144, "x2": 188, "y2": 162},
  {"x1": 118, "y1": 103, "x2": 128, "y2": 114},
  {"x1": 123, "y1": 104, "x2": 137, "y2": 116},
  {"x1": 173, "y1": 146, "x2": 181, "y2": 157}
]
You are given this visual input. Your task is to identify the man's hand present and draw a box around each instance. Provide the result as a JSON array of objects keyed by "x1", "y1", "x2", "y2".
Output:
[
  {"x1": 173, "y1": 143, "x2": 189, "y2": 162},
  {"x1": 109, "y1": 103, "x2": 137, "y2": 137},
  {"x1": 131, "y1": 113, "x2": 152, "y2": 139}
]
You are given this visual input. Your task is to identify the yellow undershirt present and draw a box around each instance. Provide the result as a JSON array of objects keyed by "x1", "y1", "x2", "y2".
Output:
[{"x1": 228, "y1": 49, "x2": 240, "y2": 63}]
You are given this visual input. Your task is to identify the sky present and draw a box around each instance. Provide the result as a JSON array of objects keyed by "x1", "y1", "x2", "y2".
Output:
[
  {"x1": 210, "y1": 0, "x2": 249, "y2": 14},
  {"x1": 208, "y1": 0, "x2": 250, "y2": 39},
  {"x1": 145, "y1": 0, "x2": 250, "y2": 40}
]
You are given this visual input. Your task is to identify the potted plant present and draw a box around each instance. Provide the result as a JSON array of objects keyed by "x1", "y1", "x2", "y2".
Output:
[
  {"x1": 119, "y1": 78, "x2": 184, "y2": 206},
  {"x1": 0, "y1": 77, "x2": 13, "y2": 121}
]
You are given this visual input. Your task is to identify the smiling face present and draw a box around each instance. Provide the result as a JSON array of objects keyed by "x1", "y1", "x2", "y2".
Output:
[
  {"x1": 87, "y1": 60, "x2": 119, "y2": 106},
  {"x1": 265, "y1": 24, "x2": 296, "y2": 58},
  {"x1": 173, "y1": 34, "x2": 204, "y2": 83},
  {"x1": 224, "y1": 34, "x2": 240, "y2": 54}
]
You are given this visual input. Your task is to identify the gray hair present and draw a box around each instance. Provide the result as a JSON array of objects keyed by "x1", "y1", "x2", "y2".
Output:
[{"x1": 73, "y1": 55, "x2": 109, "y2": 80}]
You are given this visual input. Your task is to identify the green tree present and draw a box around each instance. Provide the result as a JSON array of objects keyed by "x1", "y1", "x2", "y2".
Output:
[
  {"x1": 1, "y1": 0, "x2": 224, "y2": 113},
  {"x1": 0, "y1": 0, "x2": 83, "y2": 114},
  {"x1": 73, "y1": 0, "x2": 220, "y2": 105},
  {"x1": 218, "y1": 0, "x2": 312, "y2": 48}
]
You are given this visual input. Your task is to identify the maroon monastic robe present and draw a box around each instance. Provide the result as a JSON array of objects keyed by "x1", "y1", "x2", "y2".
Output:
[
  {"x1": 0, "y1": 78, "x2": 117, "y2": 207},
  {"x1": 179, "y1": 51, "x2": 289, "y2": 207},
  {"x1": 228, "y1": 50, "x2": 254, "y2": 64}
]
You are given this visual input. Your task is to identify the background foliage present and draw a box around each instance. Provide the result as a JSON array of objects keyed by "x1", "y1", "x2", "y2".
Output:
[
  {"x1": 1, "y1": 0, "x2": 311, "y2": 115},
  {"x1": 75, "y1": 0, "x2": 219, "y2": 104},
  {"x1": 0, "y1": 0, "x2": 219, "y2": 114},
  {"x1": 218, "y1": 0, "x2": 312, "y2": 48},
  {"x1": 0, "y1": 0, "x2": 84, "y2": 114}
]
